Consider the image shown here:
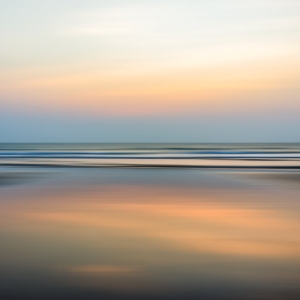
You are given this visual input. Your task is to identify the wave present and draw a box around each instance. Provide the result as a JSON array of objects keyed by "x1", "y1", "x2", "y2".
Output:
[{"x1": 1, "y1": 144, "x2": 300, "y2": 169}]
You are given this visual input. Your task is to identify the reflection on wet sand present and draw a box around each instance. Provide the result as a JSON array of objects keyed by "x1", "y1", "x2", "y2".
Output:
[{"x1": 0, "y1": 170, "x2": 300, "y2": 299}]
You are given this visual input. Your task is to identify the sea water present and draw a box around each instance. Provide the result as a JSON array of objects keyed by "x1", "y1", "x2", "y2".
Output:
[{"x1": 0, "y1": 144, "x2": 300, "y2": 299}]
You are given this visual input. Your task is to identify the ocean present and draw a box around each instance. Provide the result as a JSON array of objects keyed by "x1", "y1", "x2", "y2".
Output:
[{"x1": 0, "y1": 144, "x2": 300, "y2": 299}]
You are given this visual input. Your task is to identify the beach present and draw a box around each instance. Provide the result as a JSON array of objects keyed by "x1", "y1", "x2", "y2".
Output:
[{"x1": 1, "y1": 146, "x2": 300, "y2": 299}]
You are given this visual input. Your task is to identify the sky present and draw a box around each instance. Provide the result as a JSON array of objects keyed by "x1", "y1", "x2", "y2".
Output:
[{"x1": 0, "y1": 0, "x2": 299, "y2": 142}]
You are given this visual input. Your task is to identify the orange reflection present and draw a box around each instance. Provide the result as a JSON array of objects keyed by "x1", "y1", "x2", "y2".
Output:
[
  {"x1": 64, "y1": 265, "x2": 136, "y2": 274},
  {"x1": 1, "y1": 185, "x2": 300, "y2": 259}
]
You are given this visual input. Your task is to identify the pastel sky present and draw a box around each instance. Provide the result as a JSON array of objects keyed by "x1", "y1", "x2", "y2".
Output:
[{"x1": 1, "y1": 0, "x2": 299, "y2": 142}]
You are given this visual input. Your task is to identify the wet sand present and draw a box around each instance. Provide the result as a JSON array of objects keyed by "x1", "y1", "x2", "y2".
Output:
[{"x1": 0, "y1": 167, "x2": 300, "y2": 299}]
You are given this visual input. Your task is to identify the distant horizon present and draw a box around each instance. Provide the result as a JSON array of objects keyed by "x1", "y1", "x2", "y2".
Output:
[{"x1": 1, "y1": 142, "x2": 300, "y2": 145}]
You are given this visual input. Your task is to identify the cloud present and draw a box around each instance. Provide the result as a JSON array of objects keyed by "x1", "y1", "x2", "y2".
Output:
[{"x1": 59, "y1": 5, "x2": 155, "y2": 37}]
